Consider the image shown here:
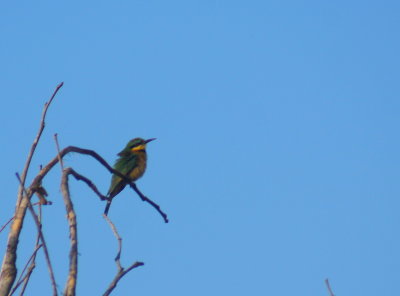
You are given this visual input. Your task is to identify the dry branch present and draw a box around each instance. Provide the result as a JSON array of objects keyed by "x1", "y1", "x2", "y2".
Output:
[
  {"x1": 60, "y1": 169, "x2": 78, "y2": 296},
  {"x1": 102, "y1": 215, "x2": 144, "y2": 296},
  {"x1": 0, "y1": 83, "x2": 166, "y2": 296},
  {"x1": 28, "y1": 146, "x2": 168, "y2": 222},
  {"x1": 55, "y1": 134, "x2": 78, "y2": 296},
  {"x1": 11, "y1": 205, "x2": 43, "y2": 296},
  {"x1": 0, "y1": 216, "x2": 14, "y2": 234},
  {"x1": 325, "y1": 278, "x2": 335, "y2": 296},
  {"x1": 0, "y1": 82, "x2": 63, "y2": 296},
  {"x1": 68, "y1": 169, "x2": 108, "y2": 201},
  {"x1": 16, "y1": 82, "x2": 64, "y2": 205},
  {"x1": 16, "y1": 174, "x2": 58, "y2": 296},
  {"x1": 129, "y1": 183, "x2": 169, "y2": 223},
  {"x1": 9, "y1": 243, "x2": 42, "y2": 296},
  {"x1": 2, "y1": 146, "x2": 165, "y2": 294}
]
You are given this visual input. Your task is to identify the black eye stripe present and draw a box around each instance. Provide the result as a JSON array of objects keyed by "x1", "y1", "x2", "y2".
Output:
[{"x1": 130, "y1": 142, "x2": 144, "y2": 149}]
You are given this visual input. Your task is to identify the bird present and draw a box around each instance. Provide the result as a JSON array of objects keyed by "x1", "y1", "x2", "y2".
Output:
[{"x1": 104, "y1": 137, "x2": 156, "y2": 215}]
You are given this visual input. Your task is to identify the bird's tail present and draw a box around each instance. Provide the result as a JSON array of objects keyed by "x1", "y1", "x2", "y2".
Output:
[{"x1": 104, "y1": 199, "x2": 112, "y2": 216}]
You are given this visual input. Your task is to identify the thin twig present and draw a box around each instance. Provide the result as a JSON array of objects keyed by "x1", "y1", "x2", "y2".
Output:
[
  {"x1": 325, "y1": 278, "x2": 335, "y2": 296},
  {"x1": 102, "y1": 214, "x2": 144, "y2": 296},
  {"x1": 9, "y1": 243, "x2": 42, "y2": 296},
  {"x1": 103, "y1": 215, "x2": 123, "y2": 269},
  {"x1": 103, "y1": 261, "x2": 144, "y2": 296},
  {"x1": 55, "y1": 135, "x2": 78, "y2": 296},
  {"x1": 18, "y1": 205, "x2": 43, "y2": 296},
  {"x1": 54, "y1": 134, "x2": 64, "y2": 170},
  {"x1": 0, "y1": 216, "x2": 14, "y2": 234},
  {"x1": 129, "y1": 183, "x2": 169, "y2": 223},
  {"x1": 68, "y1": 169, "x2": 108, "y2": 201},
  {"x1": 13, "y1": 205, "x2": 43, "y2": 296},
  {"x1": 0, "y1": 82, "x2": 63, "y2": 296},
  {"x1": 17, "y1": 82, "x2": 64, "y2": 206},
  {"x1": 16, "y1": 174, "x2": 58, "y2": 296}
]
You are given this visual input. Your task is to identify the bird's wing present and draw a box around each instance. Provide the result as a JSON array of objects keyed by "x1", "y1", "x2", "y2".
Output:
[{"x1": 107, "y1": 154, "x2": 138, "y2": 198}]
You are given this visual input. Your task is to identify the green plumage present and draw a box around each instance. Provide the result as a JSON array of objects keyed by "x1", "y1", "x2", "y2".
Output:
[
  {"x1": 108, "y1": 152, "x2": 142, "y2": 198},
  {"x1": 104, "y1": 137, "x2": 155, "y2": 215}
]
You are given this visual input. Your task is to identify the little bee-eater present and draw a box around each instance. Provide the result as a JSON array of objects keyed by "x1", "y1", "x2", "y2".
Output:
[{"x1": 104, "y1": 137, "x2": 156, "y2": 215}]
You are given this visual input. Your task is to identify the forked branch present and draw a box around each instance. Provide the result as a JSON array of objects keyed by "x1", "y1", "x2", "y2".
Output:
[
  {"x1": 102, "y1": 214, "x2": 144, "y2": 296},
  {"x1": 0, "y1": 82, "x2": 166, "y2": 296},
  {"x1": 16, "y1": 174, "x2": 58, "y2": 296},
  {"x1": 0, "y1": 82, "x2": 63, "y2": 296},
  {"x1": 17, "y1": 82, "x2": 64, "y2": 205},
  {"x1": 29, "y1": 146, "x2": 168, "y2": 223},
  {"x1": 9, "y1": 243, "x2": 42, "y2": 296}
]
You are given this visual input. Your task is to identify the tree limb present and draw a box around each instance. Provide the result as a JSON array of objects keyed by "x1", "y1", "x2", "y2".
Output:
[
  {"x1": 68, "y1": 169, "x2": 108, "y2": 201},
  {"x1": 29, "y1": 146, "x2": 168, "y2": 222},
  {"x1": 54, "y1": 134, "x2": 78, "y2": 296},
  {"x1": 9, "y1": 243, "x2": 42, "y2": 296},
  {"x1": 0, "y1": 83, "x2": 165, "y2": 296},
  {"x1": 11, "y1": 205, "x2": 43, "y2": 296},
  {"x1": 17, "y1": 82, "x2": 64, "y2": 206},
  {"x1": 102, "y1": 214, "x2": 144, "y2": 296},
  {"x1": 60, "y1": 169, "x2": 78, "y2": 296},
  {"x1": 0, "y1": 82, "x2": 63, "y2": 296},
  {"x1": 129, "y1": 183, "x2": 169, "y2": 223},
  {"x1": 16, "y1": 174, "x2": 58, "y2": 296}
]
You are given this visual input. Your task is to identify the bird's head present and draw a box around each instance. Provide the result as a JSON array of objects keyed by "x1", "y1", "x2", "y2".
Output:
[{"x1": 119, "y1": 137, "x2": 156, "y2": 155}]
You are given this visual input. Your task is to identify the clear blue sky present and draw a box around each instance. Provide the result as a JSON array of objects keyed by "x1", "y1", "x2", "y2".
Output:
[{"x1": 1, "y1": 1, "x2": 399, "y2": 295}]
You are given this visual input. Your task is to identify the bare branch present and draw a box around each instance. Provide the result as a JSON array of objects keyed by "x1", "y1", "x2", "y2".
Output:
[
  {"x1": 103, "y1": 261, "x2": 144, "y2": 296},
  {"x1": 0, "y1": 82, "x2": 63, "y2": 296},
  {"x1": 16, "y1": 174, "x2": 58, "y2": 296},
  {"x1": 29, "y1": 146, "x2": 168, "y2": 222},
  {"x1": 129, "y1": 183, "x2": 169, "y2": 223},
  {"x1": 103, "y1": 215, "x2": 123, "y2": 269},
  {"x1": 54, "y1": 134, "x2": 64, "y2": 170},
  {"x1": 60, "y1": 169, "x2": 78, "y2": 296},
  {"x1": 325, "y1": 278, "x2": 335, "y2": 296},
  {"x1": 18, "y1": 237, "x2": 41, "y2": 296},
  {"x1": 0, "y1": 216, "x2": 14, "y2": 234},
  {"x1": 17, "y1": 82, "x2": 64, "y2": 205},
  {"x1": 11, "y1": 205, "x2": 43, "y2": 296},
  {"x1": 102, "y1": 214, "x2": 144, "y2": 296},
  {"x1": 68, "y1": 169, "x2": 108, "y2": 201},
  {"x1": 1, "y1": 84, "x2": 162, "y2": 296},
  {"x1": 55, "y1": 134, "x2": 78, "y2": 296},
  {"x1": 9, "y1": 243, "x2": 42, "y2": 296}
]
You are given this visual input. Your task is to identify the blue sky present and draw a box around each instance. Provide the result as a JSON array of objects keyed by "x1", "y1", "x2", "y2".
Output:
[{"x1": 1, "y1": 1, "x2": 399, "y2": 295}]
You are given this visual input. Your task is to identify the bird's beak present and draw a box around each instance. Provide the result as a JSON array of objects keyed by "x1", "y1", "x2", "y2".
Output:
[{"x1": 145, "y1": 138, "x2": 156, "y2": 144}]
